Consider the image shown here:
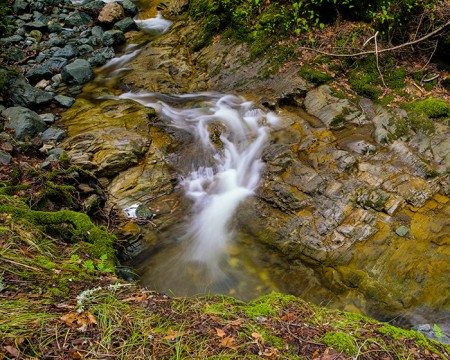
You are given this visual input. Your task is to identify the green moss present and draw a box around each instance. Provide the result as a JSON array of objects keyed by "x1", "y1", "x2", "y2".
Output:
[
  {"x1": 298, "y1": 65, "x2": 333, "y2": 85},
  {"x1": 377, "y1": 324, "x2": 445, "y2": 355},
  {"x1": 245, "y1": 302, "x2": 275, "y2": 318},
  {"x1": 405, "y1": 98, "x2": 450, "y2": 118},
  {"x1": 0, "y1": 204, "x2": 117, "y2": 266},
  {"x1": 348, "y1": 70, "x2": 382, "y2": 99},
  {"x1": 322, "y1": 331, "x2": 358, "y2": 356}
]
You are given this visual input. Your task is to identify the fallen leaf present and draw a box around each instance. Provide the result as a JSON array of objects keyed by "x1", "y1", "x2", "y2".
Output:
[
  {"x1": 123, "y1": 293, "x2": 148, "y2": 303},
  {"x1": 215, "y1": 328, "x2": 226, "y2": 338},
  {"x1": 60, "y1": 311, "x2": 97, "y2": 328},
  {"x1": 252, "y1": 332, "x2": 265, "y2": 344},
  {"x1": 262, "y1": 347, "x2": 279, "y2": 357},
  {"x1": 220, "y1": 336, "x2": 236, "y2": 349},
  {"x1": 230, "y1": 318, "x2": 245, "y2": 326},
  {"x1": 165, "y1": 328, "x2": 186, "y2": 341},
  {"x1": 5, "y1": 346, "x2": 20, "y2": 358}
]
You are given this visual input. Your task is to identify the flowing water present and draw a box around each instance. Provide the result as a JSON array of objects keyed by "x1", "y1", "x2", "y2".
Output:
[
  {"x1": 73, "y1": 7, "x2": 450, "y2": 335},
  {"x1": 118, "y1": 91, "x2": 282, "y2": 298}
]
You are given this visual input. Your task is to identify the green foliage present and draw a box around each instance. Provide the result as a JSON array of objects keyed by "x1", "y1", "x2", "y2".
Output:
[
  {"x1": 322, "y1": 331, "x2": 358, "y2": 356},
  {"x1": 0, "y1": 0, "x2": 14, "y2": 37}
]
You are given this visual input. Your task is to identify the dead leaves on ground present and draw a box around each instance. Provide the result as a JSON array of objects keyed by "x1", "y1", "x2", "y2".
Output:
[{"x1": 60, "y1": 310, "x2": 97, "y2": 332}]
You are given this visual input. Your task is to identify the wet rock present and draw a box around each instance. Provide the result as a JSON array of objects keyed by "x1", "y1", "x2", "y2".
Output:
[
  {"x1": 80, "y1": 0, "x2": 105, "y2": 13},
  {"x1": 395, "y1": 226, "x2": 409, "y2": 237},
  {"x1": 0, "y1": 150, "x2": 12, "y2": 165},
  {"x1": 54, "y1": 94, "x2": 75, "y2": 108},
  {"x1": 61, "y1": 59, "x2": 93, "y2": 85},
  {"x1": 2, "y1": 106, "x2": 47, "y2": 140},
  {"x1": 88, "y1": 46, "x2": 115, "y2": 67},
  {"x1": 304, "y1": 85, "x2": 363, "y2": 128},
  {"x1": 64, "y1": 10, "x2": 93, "y2": 28},
  {"x1": 40, "y1": 113, "x2": 56, "y2": 124},
  {"x1": 102, "y1": 29, "x2": 125, "y2": 47},
  {"x1": 282, "y1": 162, "x2": 324, "y2": 195},
  {"x1": 414, "y1": 324, "x2": 450, "y2": 345},
  {"x1": 8, "y1": 76, "x2": 53, "y2": 107},
  {"x1": 53, "y1": 44, "x2": 78, "y2": 59},
  {"x1": 41, "y1": 127, "x2": 67, "y2": 143},
  {"x1": 98, "y1": 2, "x2": 125, "y2": 25},
  {"x1": 25, "y1": 64, "x2": 53, "y2": 83},
  {"x1": 13, "y1": 0, "x2": 28, "y2": 14},
  {"x1": 113, "y1": 17, "x2": 137, "y2": 33}
]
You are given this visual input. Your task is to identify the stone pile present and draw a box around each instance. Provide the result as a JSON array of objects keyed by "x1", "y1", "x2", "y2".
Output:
[{"x1": 0, "y1": 0, "x2": 140, "y2": 165}]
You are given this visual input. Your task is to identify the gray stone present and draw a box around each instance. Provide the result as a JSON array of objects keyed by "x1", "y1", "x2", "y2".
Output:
[
  {"x1": 54, "y1": 94, "x2": 75, "y2": 108},
  {"x1": 91, "y1": 25, "x2": 103, "y2": 39},
  {"x1": 48, "y1": 148, "x2": 65, "y2": 157},
  {"x1": 88, "y1": 46, "x2": 115, "y2": 67},
  {"x1": 78, "y1": 44, "x2": 94, "y2": 55},
  {"x1": 395, "y1": 226, "x2": 409, "y2": 237},
  {"x1": 64, "y1": 10, "x2": 93, "y2": 28},
  {"x1": 2, "y1": 106, "x2": 47, "y2": 140},
  {"x1": 0, "y1": 35, "x2": 23, "y2": 43},
  {"x1": 40, "y1": 113, "x2": 56, "y2": 123},
  {"x1": 25, "y1": 21, "x2": 47, "y2": 30},
  {"x1": 47, "y1": 37, "x2": 65, "y2": 47},
  {"x1": 42, "y1": 127, "x2": 67, "y2": 143},
  {"x1": 13, "y1": 0, "x2": 28, "y2": 14},
  {"x1": 113, "y1": 17, "x2": 137, "y2": 33},
  {"x1": 61, "y1": 59, "x2": 93, "y2": 85},
  {"x1": 53, "y1": 44, "x2": 78, "y2": 59},
  {"x1": 81, "y1": 0, "x2": 105, "y2": 13},
  {"x1": 122, "y1": 0, "x2": 139, "y2": 16},
  {"x1": 0, "y1": 150, "x2": 12, "y2": 165},
  {"x1": 25, "y1": 64, "x2": 53, "y2": 83},
  {"x1": 102, "y1": 30, "x2": 125, "y2": 47},
  {"x1": 9, "y1": 76, "x2": 53, "y2": 107},
  {"x1": 44, "y1": 57, "x2": 68, "y2": 72}
]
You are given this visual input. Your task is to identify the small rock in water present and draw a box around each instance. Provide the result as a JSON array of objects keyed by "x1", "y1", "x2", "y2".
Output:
[
  {"x1": 395, "y1": 225, "x2": 409, "y2": 237},
  {"x1": 54, "y1": 94, "x2": 75, "y2": 108},
  {"x1": 123, "y1": 203, "x2": 154, "y2": 220}
]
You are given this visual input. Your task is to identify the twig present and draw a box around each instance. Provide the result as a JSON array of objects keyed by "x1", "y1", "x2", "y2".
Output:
[
  {"x1": 299, "y1": 19, "x2": 450, "y2": 57},
  {"x1": 373, "y1": 31, "x2": 387, "y2": 89}
]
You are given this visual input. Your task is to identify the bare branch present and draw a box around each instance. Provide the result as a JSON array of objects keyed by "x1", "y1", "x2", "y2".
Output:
[{"x1": 299, "y1": 19, "x2": 450, "y2": 57}]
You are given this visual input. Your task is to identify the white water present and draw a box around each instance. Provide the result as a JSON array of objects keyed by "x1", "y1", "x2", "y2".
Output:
[
  {"x1": 134, "y1": 13, "x2": 173, "y2": 35},
  {"x1": 120, "y1": 92, "x2": 278, "y2": 281}
]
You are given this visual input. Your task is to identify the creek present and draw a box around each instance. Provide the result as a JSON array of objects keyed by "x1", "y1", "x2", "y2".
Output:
[{"x1": 64, "y1": 2, "x2": 450, "y2": 335}]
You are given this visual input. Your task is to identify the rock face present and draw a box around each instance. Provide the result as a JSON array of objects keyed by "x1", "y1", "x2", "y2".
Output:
[{"x1": 55, "y1": 3, "x2": 450, "y2": 323}]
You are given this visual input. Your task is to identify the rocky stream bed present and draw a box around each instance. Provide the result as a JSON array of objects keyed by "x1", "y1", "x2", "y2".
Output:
[{"x1": 1, "y1": 0, "x2": 450, "y2": 346}]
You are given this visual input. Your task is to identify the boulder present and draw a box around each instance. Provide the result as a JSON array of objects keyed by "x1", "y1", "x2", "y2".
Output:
[
  {"x1": 53, "y1": 44, "x2": 78, "y2": 59},
  {"x1": 102, "y1": 30, "x2": 125, "y2": 47},
  {"x1": 61, "y1": 59, "x2": 93, "y2": 85},
  {"x1": 88, "y1": 46, "x2": 115, "y2": 67},
  {"x1": 42, "y1": 127, "x2": 67, "y2": 143},
  {"x1": 98, "y1": 2, "x2": 125, "y2": 25},
  {"x1": 2, "y1": 106, "x2": 47, "y2": 140},
  {"x1": 13, "y1": 0, "x2": 28, "y2": 14},
  {"x1": 113, "y1": 17, "x2": 137, "y2": 33},
  {"x1": 64, "y1": 10, "x2": 93, "y2": 28},
  {"x1": 122, "y1": 0, "x2": 139, "y2": 16},
  {"x1": 9, "y1": 76, "x2": 53, "y2": 107},
  {"x1": 25, "y1": 64, "x2": 53, "y2": 83},
  {"x1": 54, "y1": 94, "x2": 75, "y2": 108}
]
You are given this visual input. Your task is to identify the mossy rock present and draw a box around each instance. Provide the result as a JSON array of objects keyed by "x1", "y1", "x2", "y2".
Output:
[{"x1": 405, "y1": 98, "x2": 450, "y2": 119}]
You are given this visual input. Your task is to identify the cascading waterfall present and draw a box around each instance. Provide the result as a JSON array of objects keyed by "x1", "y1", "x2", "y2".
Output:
[{"x1": 120, "y1": 91, "x2": 278, "y2": 292}]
